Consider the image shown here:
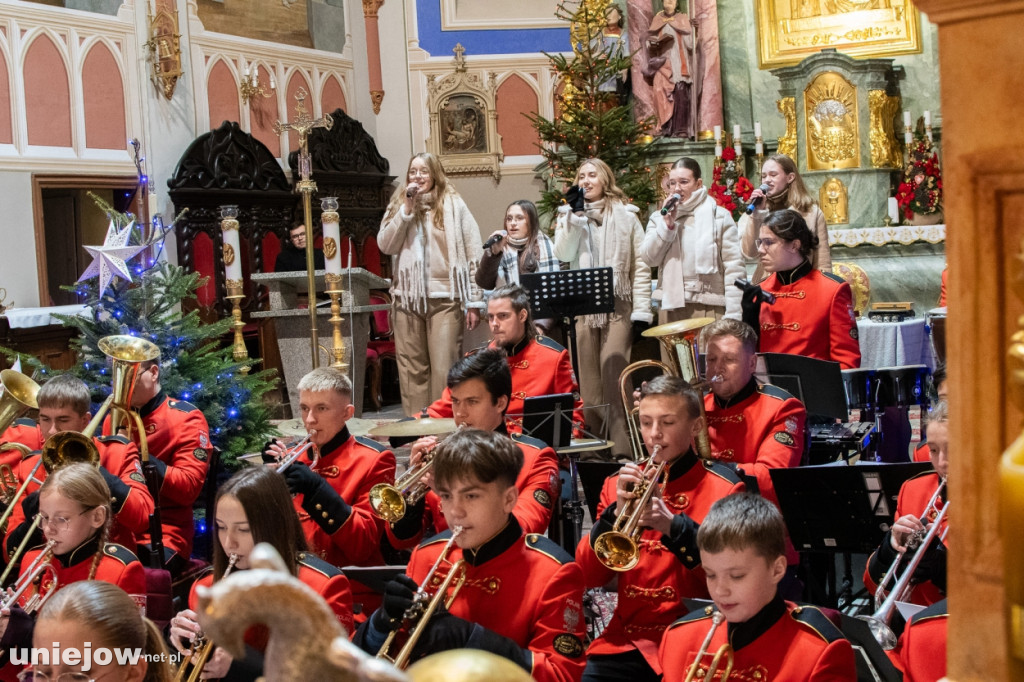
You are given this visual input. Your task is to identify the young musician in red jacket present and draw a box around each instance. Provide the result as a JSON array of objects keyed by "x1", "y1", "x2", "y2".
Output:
[
  {"x1": 741, "y1": 209, "x2": 861, "y2": 369},
  {"x1": 387, "y1": 347, "x2": 561, "y2": 550},
  {"x1": 660, "y1": 493, "x2": 857, "y2": 681},
  {"x1": 356, "y1": 429, "x2": 586, "y2": 682},
  {"x1": 865, "y1": 400, "x2": 949, "y2": 607},
  {"x1": 0, "y1": 463, "x2": 147, "y2": 681},
  {"x1": 898, "y1": 597, "x2": 948, "y2": 682},
  {"x1": 3, "y1": 375, "x2": 154, "y2": 560},
  {"x1": 426, "y1": 284, "x2": 584, "y2": 436},
  {"x1": 576, "y1": 376, "x2": 744, "y2": 682},
  {"x1": 101, "y1": 355, "x2": 210, "y2": 574},
  {"x1": 170, "y1": 467, "x2": 353, "y2": 681},
  {"x1": 264, "y1": 368, "x2": 394, "y2": 616}
]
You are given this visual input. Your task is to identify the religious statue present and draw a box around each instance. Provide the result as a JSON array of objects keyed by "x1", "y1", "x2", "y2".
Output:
[
  {"x1": 644, "y1": 0, "x2": 702, "y2": 138},
  {"x1": 598, "y1": 4, "x2": 631, "y2": 105}
]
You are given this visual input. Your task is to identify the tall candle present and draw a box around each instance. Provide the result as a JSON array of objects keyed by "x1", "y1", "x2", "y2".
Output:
[
  {"x1": 903, "y1": 111, "x2": 912, "y2": 127},
  {"x1": 888, "y1": 197, "x2": 900, "y2": 225},
  {"x1": 755, "y1": 141, "x2": 764, "y2": 155},
  {"x1": 220, "y1": 205, "x2": 242, "y2": 286},
  {"x1": 733, "y1": 124, "x2": 742, "y2": 140},
  {"x1": 321, "y1": 197, "x2": 342, "y2": 277},
  {"x1": 924, "y1": 110, "x2": 931, "y2": 126},
  {"x1": 754, "y1": 121, "x2": 762, "y2": 137},
  {"x1": 734, "y1": 140, "x2": 742, "y2": 156},
  {"x1": 713, "y1": 125, "x2": 722, "y2": 141},
  {"x1": 714, "y1": 143, "x2": 723, "y2": 158}
]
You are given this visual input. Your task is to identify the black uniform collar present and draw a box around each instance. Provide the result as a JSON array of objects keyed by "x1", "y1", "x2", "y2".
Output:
[
  {"x1": 462, "y1": 515, "x2": 522, "y2": 567},
  {"x1": 774, "y1": 258, "x2": 813, "y2": 285},
  {"x1": 714, "y1": 378, "x2": 758, "y2": 409},
  {"x1": 503, "y1": 333, "x2": 531, "y2": 358},
  {"x1": 319, "y1": 426, "x2": 352, "y2": 457},
  {"x1": 56, "y1": 532, "x2": 102, "y2": 568},
  {"x1": 137, "y1": 391, "x2": 167, "y2": 419},
  {"x1": 666, "y1": 448, "x2": 700, "y2": 482},
  {"x1": 726, "y1": 592, "x2": 786, "y2": 651}
]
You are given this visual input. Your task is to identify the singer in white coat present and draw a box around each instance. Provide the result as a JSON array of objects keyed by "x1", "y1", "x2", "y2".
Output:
[
  {"x1": 641, "y1": 157, "x2": 744, "y2": 364},
  {"x1": 739, "y1": 154, "x2": 831, "y2": 283}
]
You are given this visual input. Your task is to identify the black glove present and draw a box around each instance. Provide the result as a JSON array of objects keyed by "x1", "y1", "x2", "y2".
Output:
[
  {"x1": 281, "y1": 461, "x2": 325, "y2": 498},
  {"x1": 371, "y1": 574, "x2": 420, "y2": 632},
  {"x1": 564, "y1": 185, "x2": 585, "y2": 213},
  {"x1": 739, "y1": 280, "x2": 767, "y2": 335},
  {"x1": 411, "y1": 611, "x2": 477, "y2": 658},
  {"x1": 631, "y1": 319, "x2": 651, "y2": 344},
  {"x1": 915, "y1": 537, "x2": 948, "y2": 593}
]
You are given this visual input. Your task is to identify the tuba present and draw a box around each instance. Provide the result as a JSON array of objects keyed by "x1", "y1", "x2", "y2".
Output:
[
  {"x1": 377, "y1": 527, "x2": 468, "y2": 669},
  {"x1": 174, "y1": 553, "x2": 239, "y2": 682},
  {"x1": 0, "y1": 369, "x2": 42, "y2": 502},
  {"x1": 683, "y1": 609, "x2": 734, "y2": 682},
  {"x1": 859, "y1": 478, "x2": 949, "y2": 650}
]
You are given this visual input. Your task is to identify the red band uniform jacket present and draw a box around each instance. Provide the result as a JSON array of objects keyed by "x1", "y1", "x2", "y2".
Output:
[
  {"x1": 427, "y1": 337, "x2": 585, "y2": 436},
  {"x1": 659, "y1": 598, "x2": 857, "y2": 681},
  {"x1": 898, "y1": 598, "x2": 947, "y2": 682},
  {"x1": 574, "y1": 450, "x2": 744, "y2": 673},
  {"x1": 759, "y1": 260, "x2": 861, "y2": 369},
  {"x1": 102, "y1": 393, "x2": 210, "y2": 559}
]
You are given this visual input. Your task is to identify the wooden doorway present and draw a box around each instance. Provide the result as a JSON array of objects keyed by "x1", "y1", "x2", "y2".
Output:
[{"x1": 31, "y1": 175, "x2": 139, "y2": 307}]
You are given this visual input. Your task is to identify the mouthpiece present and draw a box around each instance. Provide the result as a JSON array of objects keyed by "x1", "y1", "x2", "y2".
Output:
[{"x1": 709, "y1": 374, "x2": 725, "y2": 384}]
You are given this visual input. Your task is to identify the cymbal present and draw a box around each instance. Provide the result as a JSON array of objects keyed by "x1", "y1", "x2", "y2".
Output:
[{"x1": 368, "y1": 418, "x2": 458, "y2": 437}]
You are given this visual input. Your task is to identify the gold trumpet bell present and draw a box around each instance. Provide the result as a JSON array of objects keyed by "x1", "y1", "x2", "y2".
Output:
[
  {"x1": 369, "y1": 483, "x2": 407, "y2": 524},
  {"x1": 98, "y1": 335, "x2": 160, "y2": 435},
  {"x1": 592, "y1": 532, "x2": 639, "y2": 571},
  {"x1": 0, "y1": 370, "x2": 40, "y2": 424}
]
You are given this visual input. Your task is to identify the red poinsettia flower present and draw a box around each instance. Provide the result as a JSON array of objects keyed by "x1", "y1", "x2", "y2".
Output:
[{"x1": 721, "y1": 146, "x2": 737, "y2": 161}]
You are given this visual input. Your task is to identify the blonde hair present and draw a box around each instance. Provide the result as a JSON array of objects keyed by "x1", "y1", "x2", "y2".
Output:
[
  {"x1": 37, "y1": 580, "x2": 171, "y2": 682},
  {"x1": 39, "y1": 463, "x2": 112, "y2": 580},
  {"x1": 297, "y1": 367, "x2": 352, "y2": 399},
  {"x1": 576, "y1": 158, "x2": 628, "y2": 204},
  {"x1": 765, "y1": 154, "x2": 815, "y2": 214},
  {"x1": 386, "y1": 152, "x2": 453, "y2": 230}
]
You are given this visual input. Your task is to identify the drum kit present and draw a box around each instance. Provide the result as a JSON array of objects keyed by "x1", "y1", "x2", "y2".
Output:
[{"x1": 841, "y1": 364, "x2": 932, "y2": 462}]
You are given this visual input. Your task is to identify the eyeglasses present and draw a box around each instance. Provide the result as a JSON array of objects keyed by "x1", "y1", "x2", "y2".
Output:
[
  {"x1": 408, "y1": 169, "x2": 431, "y2": 178},
  {"x1": 18, "y1": 672, "x2": 103, "y2": 682},
  {"x1": 33, "y1": 508, "x2": 93, "y2": 534},
  {"x1": 754, "y1": 237, "x2": 779, "y2": 249}
]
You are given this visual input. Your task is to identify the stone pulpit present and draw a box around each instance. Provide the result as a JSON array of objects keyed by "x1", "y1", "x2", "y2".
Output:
[{"x1": 251, "y1": 269, "x2": 389, "y2": 417}]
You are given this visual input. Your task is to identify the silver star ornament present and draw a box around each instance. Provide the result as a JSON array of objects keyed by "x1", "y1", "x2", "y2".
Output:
[{"x1": 77, "y1": 220, "x2": 147, "y2": 296}]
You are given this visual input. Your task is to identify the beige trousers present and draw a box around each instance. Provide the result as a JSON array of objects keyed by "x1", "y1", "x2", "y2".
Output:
[
  {"x1": 393, "y1": 299, "x2": 465, "y2": 417},
  {"x1": 657, "y1": 304, "x2": 725, "y2": 367},
  {"x1": 576, "y1": 297, "x2": 634, "y2": 460}
]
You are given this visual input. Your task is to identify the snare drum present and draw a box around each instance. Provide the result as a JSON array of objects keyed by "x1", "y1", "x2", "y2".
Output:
[
  {"x1": 842, "y1": 368, "x2": 877, "y2": 412},
  {"x1": 875, "y1": 365, "x2": 931, "y2": 408}
]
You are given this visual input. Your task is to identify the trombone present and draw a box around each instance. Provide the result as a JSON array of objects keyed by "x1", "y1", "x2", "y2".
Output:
[
  {"x1": 173, "y1": 553, "x2": 238, "y2": 682},
  {"x1": 377, "y1": 526, "x2": 467, "y2": 669},
  {"x1": 683, "y1": 610, "x2": 733, "y2": 682},
  {"x1": 859, "y1": 478, "x2": 949, "y2": 650},
  {"x1": 1, "y1": 539, "x2": 58, "y2": 615},
  {"x1": 593, "y1": 445, "x2": 666, "y2": 571}
]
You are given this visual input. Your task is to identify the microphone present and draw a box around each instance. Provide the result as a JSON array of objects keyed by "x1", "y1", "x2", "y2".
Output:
[
  {"x1": 406, "y1": 184, "x2": 420, "y2": 198},
  {"x1": 746, "y1": 184, "x2": 770, "y2": 214},
  {"x1": 482, "y1": 231, "x2": 507, "y2": 251},
  {"x1": 660, "y1": 193, "x2": 682, "y2": 216},
  {"x1": 735, "y1": 278, "x2": 776, "y2": 304}
]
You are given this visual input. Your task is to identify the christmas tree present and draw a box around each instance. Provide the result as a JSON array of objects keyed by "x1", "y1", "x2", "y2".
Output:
[
  {"x1": 529, "y1": 0, "x2": 657, "y2": 222},
  {"x1": 9, "y1": 196, "x2": 278, "y2": 470},
  {"x1": 895, "y1": 119, "x2": 943, "y2": 221}
]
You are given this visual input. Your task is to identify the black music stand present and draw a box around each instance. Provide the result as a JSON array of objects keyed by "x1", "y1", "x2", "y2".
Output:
[
  {"x1": 521, "y1": 393, "x2": 575, "y2": 450},
  {"x1": 758, "y1": 352, "x2": 848, "y2": 420},
  {"x1": 521, "y1": 268, "x2": 615, "y2": 381},
  {"x1": 770, "y1": 461, "x2": 931, "y2": 609}
]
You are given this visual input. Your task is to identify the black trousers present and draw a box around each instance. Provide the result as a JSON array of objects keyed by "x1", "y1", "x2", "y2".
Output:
[{"x1": 582, "y1": 649, "x2": 662, "y2": 682}]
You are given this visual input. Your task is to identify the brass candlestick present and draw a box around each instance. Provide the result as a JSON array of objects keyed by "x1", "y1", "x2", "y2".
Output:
[
  {"x1": 324, "y1": 275, "x2": 348, "y2": 372},
  {"x1": 225, "y1": 280, "x2": 250, "y2": 375},
  {"x1": 321, "y1": 197, "x2": 347, "y2": 372}
]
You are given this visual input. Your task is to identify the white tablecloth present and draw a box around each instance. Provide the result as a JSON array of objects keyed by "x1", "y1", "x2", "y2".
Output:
[
  {"x1": 2, "y1": 305, "x2": 90, "y2": 329},
  {"x1": 856, "y1": 317, "x2": 934, "y2": 370}
]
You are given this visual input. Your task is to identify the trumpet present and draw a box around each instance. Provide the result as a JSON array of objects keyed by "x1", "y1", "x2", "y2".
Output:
[
  {"x1": 593, "y1": 445, "x2": 667, "y2": 572},
  {"x1": 1, "y1": 539, "x2": 58, "y2": 615},
  {"x1": 683, "y1": 610, "x2": 734, "y2": 682},
  {"x1": 174, "y1": 553, "x2": 238, "y2": 682},
  {"x1": 377, "y1": 526, "x2": 467, "y2": 669},
  {"x1": 369, "y1": 426, "x2": 462, "y2": 523},
  {"x1": 274, "y1": 434, "x2": 318, "y2": 475},
  {"x1": 859, "y1": 478, "x2": 949, "y2": 650}
]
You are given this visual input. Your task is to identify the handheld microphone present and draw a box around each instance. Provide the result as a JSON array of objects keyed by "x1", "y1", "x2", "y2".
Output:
[
  {"x1": 406, "y1": 184, "x2": 420, "y2": 198},
  {"x1": 735, "y1": 278, "x2": 776, "y2": 304},
  {"x1": 482, "y1": 231, "x2": 507, "y2": 251},
  {"x1": 746, "y1": 184, "x2": 770, "y2": 214},
  {"x1": 660, "y1": 193, "x2": 682, "y2": 216}
]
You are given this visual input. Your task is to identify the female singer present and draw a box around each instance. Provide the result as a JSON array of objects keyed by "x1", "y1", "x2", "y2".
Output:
[
  {"x1": 476, "y1": 199, "x2": 561, "y2": 335},
  {"x1": 640, "y1": 157, "x2": 744, "y2": 355},
  {"x1": 741, "y1": 153, "x2": 831, "y2": 283},
  {"x1": 169, "y1": 467, "x2": 353, "y2": 681},
  {"x1": 749, "y1": 210, "x2": 860, "y2": 369},
  {"x1": 553, "y1": 158, "x2": 652, "y2": 459},
  {"x1": 377, "y1": 152, "x2": 484, "y2": 416},
  {"x1": 29, "y1": 580, "x2": 171, "y2": 682}
]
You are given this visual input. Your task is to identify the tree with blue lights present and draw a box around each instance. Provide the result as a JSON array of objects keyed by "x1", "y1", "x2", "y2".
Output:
[{"x1": 37, "y1": 196, "x2": 278, "y2": 470}]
